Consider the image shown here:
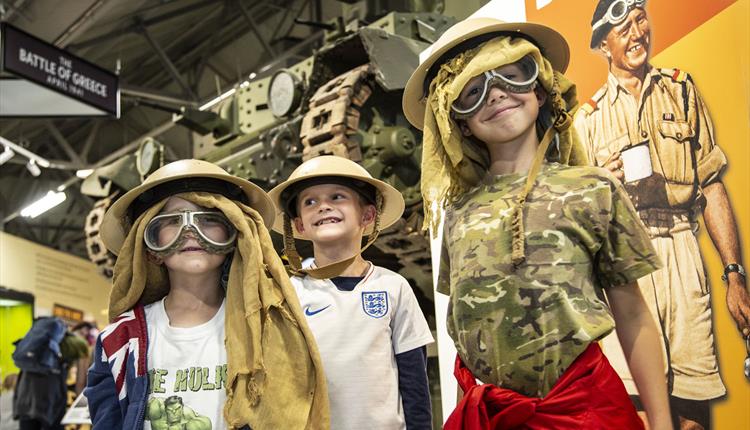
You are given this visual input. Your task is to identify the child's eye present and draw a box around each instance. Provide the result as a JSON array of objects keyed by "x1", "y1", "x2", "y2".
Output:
[
  {"x1": 332, "y1": 193, "x2": 346, "y2": 200},
  {"x1": 303, "y1": 198, "x2": 316, "y2": 206}
]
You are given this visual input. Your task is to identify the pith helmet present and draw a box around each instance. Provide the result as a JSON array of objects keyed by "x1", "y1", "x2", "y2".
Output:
[
  {"x1": 402, "y1": 17, "x2": 570, "y2": 130},
  {"x1": 100, "y1": 159, "x2": 275, "y2": 255},
  {"x1": 268, "y1": 156, "x2": 405, "y2": 238}
]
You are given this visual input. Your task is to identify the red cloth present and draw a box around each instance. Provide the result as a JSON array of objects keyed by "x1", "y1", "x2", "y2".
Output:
[{"x1": 444, "y1": 343, "x2": 644, "y2": 430}]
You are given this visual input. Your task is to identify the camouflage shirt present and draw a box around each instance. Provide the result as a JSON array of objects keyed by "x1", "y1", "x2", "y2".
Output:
[{"x1": 437, "y1": 162, "x2": 661, "y2": 397}]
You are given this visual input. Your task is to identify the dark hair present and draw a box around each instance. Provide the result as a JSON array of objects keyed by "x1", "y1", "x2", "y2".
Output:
[
  {"x1": 165, "y1": 396, "x2": 183, "y2": 406},
  {"x1": 129, "y1": 178, "x2": 249, "y2": 220},
  {"x1": 71, "y1": 321, "x2": 97, "y2": 332},
  {"x1": 280, "y1": 176, "x2": 376, "y2": 218}
]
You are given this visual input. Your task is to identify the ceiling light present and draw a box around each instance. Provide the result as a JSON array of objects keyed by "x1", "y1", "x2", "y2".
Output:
[
  {"x1": 26, "y1": 159, "x2": 41, "y2": 176},
  {"x1": 76, "y1": 169, "x2": 94, "y2": 178},
  {"x1": 20, "y1": 190, "x2": 67, "y2": 218},
  {"x1": 0, "y1": 146, "x2": 14, "y2": 165},
  {"x1": 0, "y1": 136, "x2": 51, "y2": 167},
  {"x1": 199, "y1": 88, "x2": 237, "y2": 111}
]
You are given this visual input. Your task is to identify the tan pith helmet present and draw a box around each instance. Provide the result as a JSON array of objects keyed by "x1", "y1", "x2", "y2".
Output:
[
  {"x1": 100, "y1": 159, "x2": 275, "y2": 255},
  {"x1": 268, "y1": 155, "x2": 405, "y2": 239},
  {"x1": 402, "y1": 17, "x2": 570, "y2": 130}
]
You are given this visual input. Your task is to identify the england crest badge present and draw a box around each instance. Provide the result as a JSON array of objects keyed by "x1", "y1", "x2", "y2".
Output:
[{"x1": 362, "y1": 291, "x2": 388, "y2": 318}]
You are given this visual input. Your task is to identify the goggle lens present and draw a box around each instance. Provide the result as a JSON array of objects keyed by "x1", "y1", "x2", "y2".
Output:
[
  {"x1": 592, "y1": 0, "x2": 647, "y2": 32},
  {"x1": 193, "y1": 212, "x2": 234, "y2": 244},
  {"x1": 144, "y1": 210, "x2": 236, "y2": 251},
  {"x1": 451, "y1": 56, "x2": 539, "y2": 117}
]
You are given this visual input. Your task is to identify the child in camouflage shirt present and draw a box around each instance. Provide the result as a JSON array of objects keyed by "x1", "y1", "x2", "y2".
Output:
[{"x1": 402, "y1": 17, "x2": 672, "y2": 430}]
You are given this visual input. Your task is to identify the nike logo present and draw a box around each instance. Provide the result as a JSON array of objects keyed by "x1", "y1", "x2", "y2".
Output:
[{"x1": 304, "y1": 305, "x2": 331, "y2": 316}]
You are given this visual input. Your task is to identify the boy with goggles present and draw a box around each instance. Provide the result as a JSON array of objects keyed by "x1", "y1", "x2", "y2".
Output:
[
  {"x1": 85, "y1": 159, "x2": 329, "y2": 430},
  {"x1": 403, "y1": 16, "x2": 672, "y2": 429}
]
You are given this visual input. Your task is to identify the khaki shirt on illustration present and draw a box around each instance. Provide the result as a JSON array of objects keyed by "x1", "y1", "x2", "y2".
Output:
[{"x1": 574, "y1": 66, "x2": 727, "y2": 211}]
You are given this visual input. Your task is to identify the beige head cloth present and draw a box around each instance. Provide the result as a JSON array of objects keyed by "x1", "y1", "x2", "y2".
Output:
[
  {"x1": 103, "y1": 160, "x2": 329, "y2": 429},
  {"x1": 268, "y1": 156, "x2": 405, "y2": 279},
  {"x1": 109, "y1": 194, "x2": 330, "y2": 429},
  {"x1": 403, "y1": 19, "x2": 589, "y2": 267}
]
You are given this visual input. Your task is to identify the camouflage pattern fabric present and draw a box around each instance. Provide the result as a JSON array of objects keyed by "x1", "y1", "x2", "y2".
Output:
[{"x1": 437, "y1": 162, "x2": 661, "y2": 397}]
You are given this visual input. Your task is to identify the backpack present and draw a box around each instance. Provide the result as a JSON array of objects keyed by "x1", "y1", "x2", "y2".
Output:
[{"x1": 12, "y1": 317, "x2": 67, "y2": 374}]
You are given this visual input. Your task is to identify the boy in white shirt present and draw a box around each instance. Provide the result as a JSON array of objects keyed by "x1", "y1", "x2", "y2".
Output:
[{"x1": 269, "y1": 156, "x2": 434, "y2": 430}]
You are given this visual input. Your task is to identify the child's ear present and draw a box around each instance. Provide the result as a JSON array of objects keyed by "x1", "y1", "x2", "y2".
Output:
[
  {"x1": 535, "y1": 86, "x2": 547, "y2": 106},
  {"x1": 146, "y1": 251, "x2": 163, "y2": 266},
  {"x1": 293, "y1": 217, "x2": 305, "y2": 234},
  {"x1": 458, "y1": 120, "x2": 473, "y2": 137},
  {"x1": 361, "y1": 205, "x2": 376, "y2": 226}
]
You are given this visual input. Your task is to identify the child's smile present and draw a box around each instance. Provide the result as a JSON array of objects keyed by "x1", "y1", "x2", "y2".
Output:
[{"x1": 294, "y1": 183, "x2": 374, "y2": 245}]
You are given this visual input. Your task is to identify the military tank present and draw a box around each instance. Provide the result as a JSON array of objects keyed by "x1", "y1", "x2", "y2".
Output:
[
  {"x1": 84, "y1": 10, "x2": 455, "y2": 304},
  {"x1": 81, "y1": 9, "x2": 456, "y2": 426}
]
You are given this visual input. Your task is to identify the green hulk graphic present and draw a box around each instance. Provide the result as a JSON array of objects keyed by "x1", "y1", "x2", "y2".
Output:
[{"x1": 146, "y1": 395, "x2": 212, "y2": 430}]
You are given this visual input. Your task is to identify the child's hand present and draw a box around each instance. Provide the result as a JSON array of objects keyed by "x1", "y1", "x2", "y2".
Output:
[{"x1": 603, "y1": 152, "x2": 624, "y2": 182}]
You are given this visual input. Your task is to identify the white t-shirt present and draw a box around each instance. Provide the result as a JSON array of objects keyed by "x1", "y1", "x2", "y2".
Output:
[
  {"x1": 292, "y1": 263, "x2": 434, "y2": 430},
  {"x1": 143, "y1": 298, "x2": 227, "y2": 430}
]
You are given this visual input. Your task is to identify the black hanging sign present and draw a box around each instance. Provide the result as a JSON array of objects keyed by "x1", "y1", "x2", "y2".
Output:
[{"x1": 1, "y1": 22, "x2": 119, "y2": 116}]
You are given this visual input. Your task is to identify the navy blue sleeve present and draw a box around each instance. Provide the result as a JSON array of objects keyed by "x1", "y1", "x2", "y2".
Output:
[
  {"x1": 395, "y1": 346, "x2": 432, "y2": 430},
  {"x1": 85, "y1": 335, "x2": 123, "y2": 429}
]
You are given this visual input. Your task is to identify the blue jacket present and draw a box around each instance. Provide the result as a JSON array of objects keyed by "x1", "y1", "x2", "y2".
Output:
[
  {"x1": 85, "y1": 304, "x2": 252, "y2": 430},
  {"x1": 85, "y1": 305, "x2": 150, "y2": 430}
]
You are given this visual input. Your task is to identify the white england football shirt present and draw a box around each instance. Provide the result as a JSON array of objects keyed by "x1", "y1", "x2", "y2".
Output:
[
  {"x1": 143, "y1": 298, "x2": 227, "y2": 430},
  {"x1": 292, "y1": 263, "x2": 434, "y2": 430}
]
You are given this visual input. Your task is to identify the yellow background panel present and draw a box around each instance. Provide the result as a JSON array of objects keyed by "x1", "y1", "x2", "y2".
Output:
[{"x1": 651, "y1": 0, "x2": 750, "y2": 427}]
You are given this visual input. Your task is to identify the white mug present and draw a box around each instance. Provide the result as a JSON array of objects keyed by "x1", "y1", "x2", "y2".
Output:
[{"x1": 620, "y1": 142, "x2": 653, "y2": 183}]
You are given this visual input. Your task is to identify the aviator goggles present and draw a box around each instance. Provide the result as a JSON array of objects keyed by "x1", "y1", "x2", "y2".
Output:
[
  {"x1": 592, "y1": 0, "x2": 646, "y2": 33},
  {"x1": 451, "y1": 55, "x2": 539, "y2": 119},
  {"x1": 144, "y1": 210, "x2": 237, "y2": 255}
]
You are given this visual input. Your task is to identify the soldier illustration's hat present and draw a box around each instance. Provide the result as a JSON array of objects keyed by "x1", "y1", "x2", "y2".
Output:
[
  {"x1": 402, "y1": 17, "x2": 569, "y2": 130},
  {"x1": 590, "y1": 0, "x2": 647, "y2": 49},
  {"x1": 100, "y1": 159, "x2": 275, "y2": 254},
  {"x1": 268, "y1": 155, "x2": 405, "y2": 239}
]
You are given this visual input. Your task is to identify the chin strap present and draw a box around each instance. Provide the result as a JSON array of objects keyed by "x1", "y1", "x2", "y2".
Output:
[
  {"x1": 283, "y1": 192, "x2": 383, "y2": 279},
  {"x1": 510, "y1": 124, "x2": 557, "y2": 269}
]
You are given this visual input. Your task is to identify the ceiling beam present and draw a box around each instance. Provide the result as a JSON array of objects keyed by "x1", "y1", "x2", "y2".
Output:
[
  {"x1": 67, "y1": 0, "x2": 219, "y2": 51},
  {"x1": 139, "y1": 20, "x2": 197, "y2": 100},
  {"x1": 44, "y1": 121, "x2": 86, "y2": 165}
]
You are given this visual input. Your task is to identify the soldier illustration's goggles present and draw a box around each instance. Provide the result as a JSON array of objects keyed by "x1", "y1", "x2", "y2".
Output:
[
  {"x1": 144, "y1": 210, "x2": 237, "y2": 253},
  {"x1": 592, "y1": 0, "x2": 646, "y2": 32},
  {"x1": 451, "y1": 55, "x2": 539, "y2": 119}
]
